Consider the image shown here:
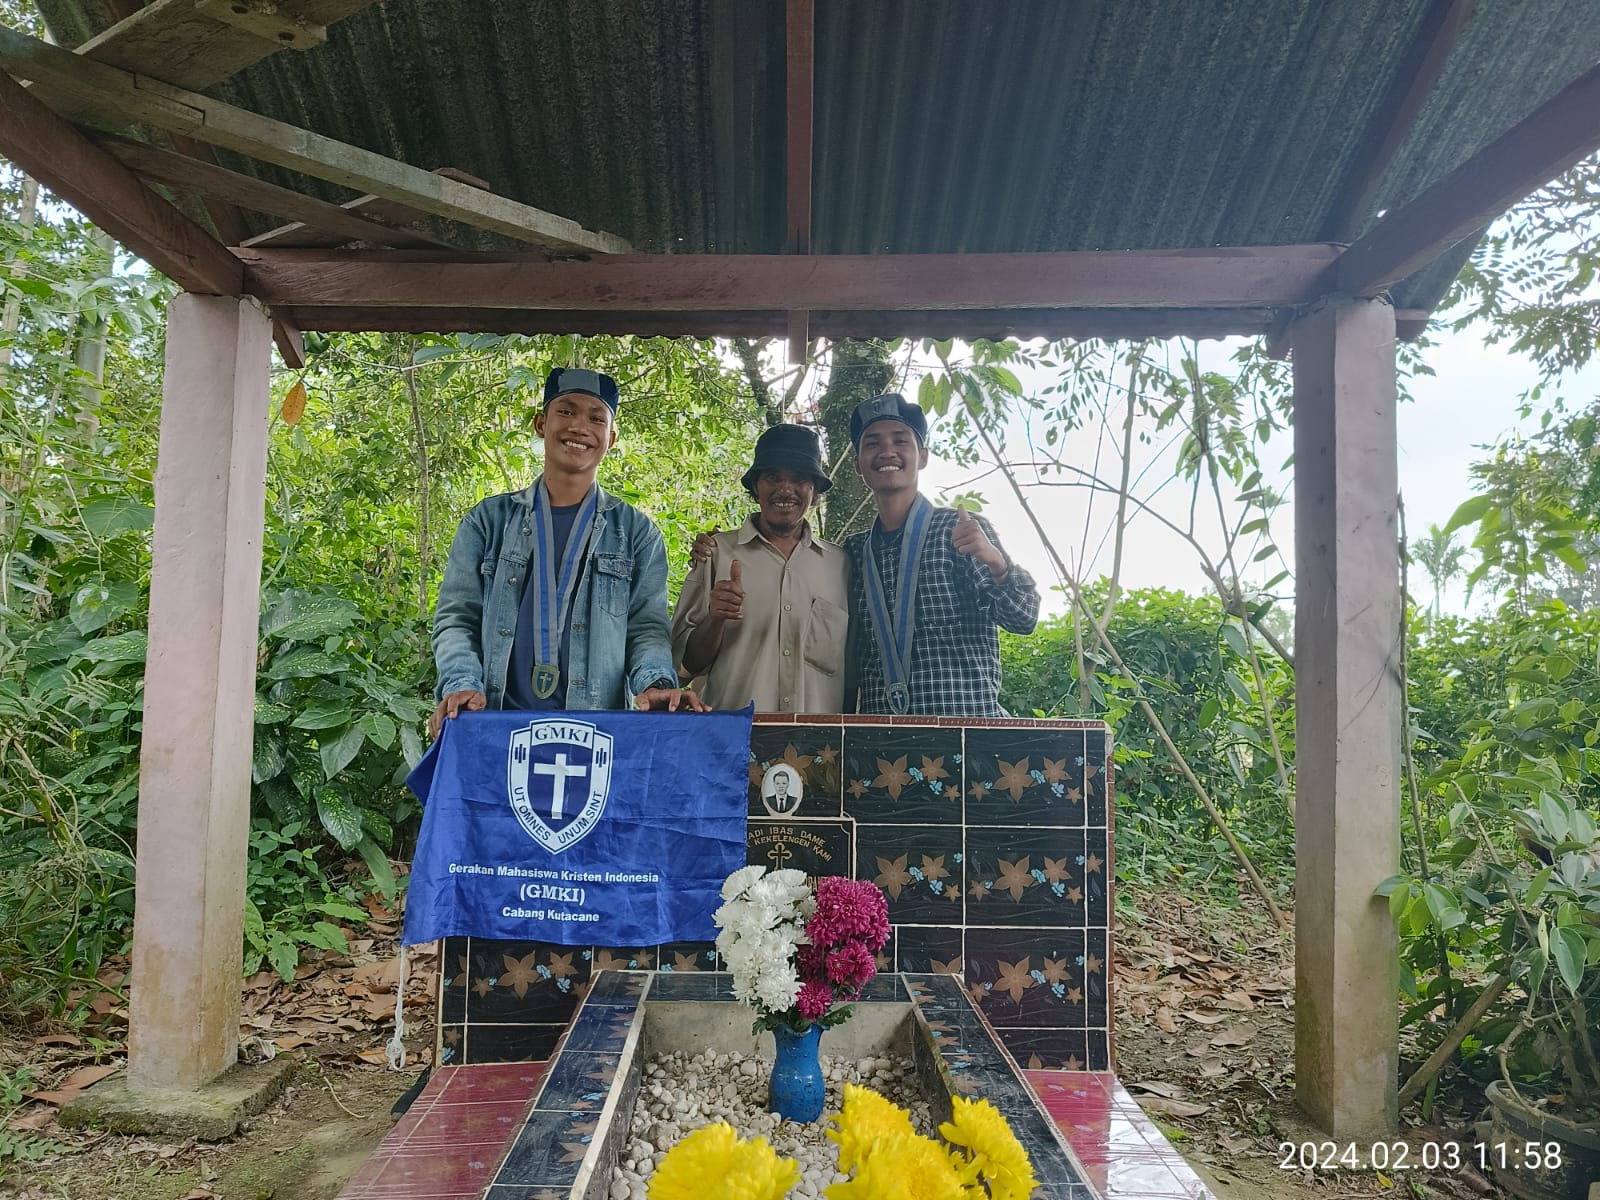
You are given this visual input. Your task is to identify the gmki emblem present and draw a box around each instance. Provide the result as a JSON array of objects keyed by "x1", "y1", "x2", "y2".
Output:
[{"x1": 508, "y1": 718, "x2": 613, "y2": 853}]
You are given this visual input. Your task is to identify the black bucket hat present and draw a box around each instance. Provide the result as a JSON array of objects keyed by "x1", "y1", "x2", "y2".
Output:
[
  {"x1": 740, "y1": 424, "x2": 833, "y2": 494},
  {"x1": 543, "y1": 367, "x2": 620, "y2": 411},
  {"x1": 849, "y1": 392, "x2": 928, "y2": 447}
]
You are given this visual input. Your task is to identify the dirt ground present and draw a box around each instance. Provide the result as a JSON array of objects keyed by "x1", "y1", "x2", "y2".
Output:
[{"x1": 0, "y1": 888, "x2": 1515, "y2": 1200}]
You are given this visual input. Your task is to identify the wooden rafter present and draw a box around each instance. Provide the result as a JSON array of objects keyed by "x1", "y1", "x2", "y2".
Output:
[
  {"x1": 1260, "y1": 0, "x2": 1475, "y2": 359},
  {"x1": 785, "y1": 0, "x2": 814, "y2": 365},
  {"x1": 1323, "y1": 0, "x2": 1476, "y2": 245},
  {"x1": 76, "y1": 0, "x2": 375, "y2": 90},
  {"x1": 100, "y1": 137, "x2": 454, "y2": 249},
  {"x1": 0, "y1": 65, "x2": 241, "y2": 294},
  {"x1": 232, "y1": 246, "x2": 1341, "y2": 312},
  {"x1": 242, "y1": 168, "x2": 488, "y2": 249},
  {"x1": 0, "y1": 27, "x2": 631, "y2": 256},
  {"x1": 1335, "y1": 60, "x2": 1600, "y2": 298}
]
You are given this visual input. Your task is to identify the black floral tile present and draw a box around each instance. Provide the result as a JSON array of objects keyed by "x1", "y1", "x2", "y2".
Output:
[
  {"x1": 648, "y1": 972, "x2": 726, "y2": 1001},
  {"x1": 896, "y1": 924, "x2": 963, "y2": 975},
  {"x1": 965, "y1": 827, "x2": 1088, "y2": 928},
  {"x1": 997, "y1": 1027, "x2": 1110, "y2": 1072},
  {"x1": 856, "y1": 824, "x2": 964, "y2": 925},
  {"x1": 904, "y1": 972, "x2": 969, "y2": 1011},
  {"x1": 1082, "y1": 826, "x2": 1109, "y2": 929},
  {"x1": 747, "y1": 818, "x2": 854, "y2": 880},
  {"x1": 580, "y1": 969, "x2": 651, "y2": 1006},
  {"x1": 463, "y1": 1022, "x2": 565, "y2": 1064},
  {"x1": 557, "y1": 1005, "x2": 637, "y2": 1054},
  {"x1": 441, "y1": 937, "x2": 469, "y2": 1024},
  {"x1": 842, "y1": 726, "x2": 965, "y2": 824},
  {"x1": 588, "y1": 945, "x2": 657, "y2": 973},
  {"x1": 655, "y1": 940, "x2": 719, "y2": 973},
  {"x1": 463, "y1": 940, "x2": 589, "y2": 1024},
  {"x1": 494, "y1": 1108, "x2": 597, "y2": 1188},
  {"x1": 748, "y1": 724, "x2": 845, "y2": 818},
  {"x1": 438, "y1": 1023, "x2": 465, "y2": 1067},
  {"x1": 1084, "y1": 728, "x2": 1109, "y2": 828},
  {"x1": 531, "y1": 1050, "x2": 621, "y2": 1112},
  {"x1": 486, "y1": 1186, "x2": 580, "y2": 1200},
  {"x1": 964, "y1": 728, "x2": 1088, "y2": 827},
  {"x1": 855, "y1": 972, "x2": 906, "y2": 1002},
  {"x1": 964, "y1": 927, "x2": 1091, "y2": 1029}
]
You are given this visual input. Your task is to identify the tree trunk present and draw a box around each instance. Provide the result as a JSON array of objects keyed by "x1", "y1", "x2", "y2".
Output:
[
  {"x1": 0, "y1": 173, "x2": 41, "y2": 373},
  {"x1": 816, "y1": 339, "x2": 892, "y2": 542}
]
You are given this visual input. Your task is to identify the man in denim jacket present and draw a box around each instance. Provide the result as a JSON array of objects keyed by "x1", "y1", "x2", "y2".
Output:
[{"x1": 428, "y1": 368, "x2": 705, "y2": 737}]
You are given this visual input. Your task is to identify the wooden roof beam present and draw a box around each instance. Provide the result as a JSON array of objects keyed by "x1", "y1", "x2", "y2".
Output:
[
  {"x1": 1335, "y1": 60, "x2": 1600, "y2": 298},
  {"x1": 0, "y1": 27, "x2": 631, "y2": 256},
  {"x1": 232, "y1": 246, "x2": 1341, "y2": 311},
  {"x1": 282, "y1": 305, "x2": 1433, "y2": 343},
  {"x1": 100, "y1": 136, "x2": 455, "y2": 249},
  {"x1": 75, "y1": 0, "x2": 376, "y2": 90},
  {"x1": 785, "y1": 0, "x2": 814, "y2": 366},
  {"x1": 1323, "y1": 0, "x2": 1476, "y2": 245},
  {"x1": 0, "y1": 65, "x2": 241, "y2": 294}
]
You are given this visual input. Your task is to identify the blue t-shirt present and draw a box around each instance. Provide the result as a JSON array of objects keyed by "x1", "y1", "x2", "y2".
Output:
[{"x1": 504, "y1": 500, "x2": 583, "y2": 710}]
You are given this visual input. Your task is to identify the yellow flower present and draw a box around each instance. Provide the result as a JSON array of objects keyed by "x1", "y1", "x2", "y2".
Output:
[
  {"x1": 649, "y1": 1122, "x2": 801, "y2": 1200},
  {"x1": 824, "y1": 1131, "x2": 969, "y2": 1200},
  {"x1": 938, "y1": 1096, "x2": 1039, "y2": 1200},
  {"x1": 826, "y1": 1083, "x2": 918, "y2": 1173}
]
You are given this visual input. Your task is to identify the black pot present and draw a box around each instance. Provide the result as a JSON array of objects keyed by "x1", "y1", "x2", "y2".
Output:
[{"x1": 1484, "y1": 1080, "x2": 1600, "y2": 1200}]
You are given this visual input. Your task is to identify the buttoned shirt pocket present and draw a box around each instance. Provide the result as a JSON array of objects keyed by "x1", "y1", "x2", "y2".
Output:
[
  {"x1": 592, "y1": 552, "x2": 633, "y2": 616},
  {"x1": 803, "y1": 595, "x2": 848, "y2": 677}
]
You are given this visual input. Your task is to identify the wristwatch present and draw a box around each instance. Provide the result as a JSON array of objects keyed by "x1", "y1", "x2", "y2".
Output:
[{"x1": 645, "y1": 677, "x2": 678, "y2": 693}]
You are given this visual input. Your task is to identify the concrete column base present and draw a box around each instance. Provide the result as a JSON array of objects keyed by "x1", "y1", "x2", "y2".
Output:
[{"x1": 58, "y1": 1058, "x2": 298, "y2": 1140}]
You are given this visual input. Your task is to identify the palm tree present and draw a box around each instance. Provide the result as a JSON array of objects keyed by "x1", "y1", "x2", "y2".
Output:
[{"x1": 1410, "y1": 524, "x2": 1468, "y2": 620}]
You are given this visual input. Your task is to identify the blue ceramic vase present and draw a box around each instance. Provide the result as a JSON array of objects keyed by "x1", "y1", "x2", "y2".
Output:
[{"x1": 768, "y1": 1023, "x2": 825, "y2": 1122}]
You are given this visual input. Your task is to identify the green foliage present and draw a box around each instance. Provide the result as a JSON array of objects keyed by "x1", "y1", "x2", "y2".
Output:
[
  {"x1": 1001, "y1": 587, "x2": 1295, "y2": 891},
  {"x1": 0, "y1": 170, "x2": 764, "y2": 1001}
]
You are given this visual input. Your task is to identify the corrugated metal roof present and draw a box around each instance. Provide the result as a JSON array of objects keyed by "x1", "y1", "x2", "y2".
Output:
[{"x1": 29, "y1": 0, "x2": 1600, "y2": 312}]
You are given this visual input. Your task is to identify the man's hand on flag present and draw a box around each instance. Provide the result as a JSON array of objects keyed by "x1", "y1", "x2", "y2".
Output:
[
  {"x1": 635, "y1": 685, "x2": 710, "y2": 713},
  {"x1": 429, "y1": 689, "x2": 487, "y2": 739}
]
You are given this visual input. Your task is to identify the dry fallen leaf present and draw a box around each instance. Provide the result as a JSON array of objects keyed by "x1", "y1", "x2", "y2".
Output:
[
  {"x1": 179, "y1": 1189, "x2": 219, "y2": 1200},
  {"x1": 1127, "y1": 1080, "x2": 1189, "y2": 1099},
  {"x1": 1210, "y1": 1025, "x2": 1259, "y2": 1047},
  {"x1": 32, "y1": 1034, "x2": 82, "y2": 1047},
  {"x1": 26, "y1": 1063, "x2": 119, "y2": 1107},
  {"x1": 1137, "y1": 1096, "x2": 1211, "y2": 1118},
  {"x1": 1184, "y1": 1010, "x2": 1227, "y2": 1025},
  {"x1": 1154, "y1": 1007, "x2": 1178, "y2": 1033},
  {"x1": 1219, "y1": 991, "x2": 1256, "y2": 1011}
]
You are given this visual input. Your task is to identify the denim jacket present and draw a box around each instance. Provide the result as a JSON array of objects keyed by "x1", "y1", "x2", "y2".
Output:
[{"x1": 431, "y1": 481, "x2": 676, "y2": 710}]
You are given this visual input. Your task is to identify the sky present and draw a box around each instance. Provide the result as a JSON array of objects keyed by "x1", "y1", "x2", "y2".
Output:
[{"x1": 905, "y1": 320, "x2": 1600, "y2": 622}]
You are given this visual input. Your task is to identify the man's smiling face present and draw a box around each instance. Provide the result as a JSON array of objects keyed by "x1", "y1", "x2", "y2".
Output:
[
  {"x1": 535, "y1": 392, "x2": 617, "y2": 474},
  {"x1": 753, "y1": 468, "x2": 816, "y2": 537},
  {"x1": 856, "y1": 420, "x2": 927, "y2": 496}
]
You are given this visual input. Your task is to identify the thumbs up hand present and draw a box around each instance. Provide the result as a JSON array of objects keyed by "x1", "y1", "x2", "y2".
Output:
[
  {"x1": 950, "y1": 506, "x2": 1008, "y2": 579},
  {"x1": 709, "y1": 557, "x2": 746, "y2": 622}
]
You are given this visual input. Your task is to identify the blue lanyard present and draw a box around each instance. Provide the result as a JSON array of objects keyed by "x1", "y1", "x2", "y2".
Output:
[
  {"x1": 861, "y1": 495, "x2": 932, "y2": 714},
  {"x1": 530, "y1": 476, "x2": 598, "y2": 698}
]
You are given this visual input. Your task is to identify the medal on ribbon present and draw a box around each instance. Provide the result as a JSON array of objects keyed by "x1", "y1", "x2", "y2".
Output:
[
  {"x1": 861, "y1": 495, "x2": 932, "y2": 715},
  {"x1": 530, "y1": 477, "x2": 599, "y2": 700}
]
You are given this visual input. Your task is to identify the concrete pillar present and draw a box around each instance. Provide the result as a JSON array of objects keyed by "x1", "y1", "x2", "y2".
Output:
[
  {"x1": 128, "y1": 294, "x2": 272, "y2": 1092},
  {"x1": 1290, "y1": 298, "x2": 1401, "y2": 1137}
]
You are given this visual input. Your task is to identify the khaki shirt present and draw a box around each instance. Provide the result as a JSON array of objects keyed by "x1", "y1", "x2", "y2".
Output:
[{"x1": 671, "y1": 517, "x2": 850, "y2": 713}]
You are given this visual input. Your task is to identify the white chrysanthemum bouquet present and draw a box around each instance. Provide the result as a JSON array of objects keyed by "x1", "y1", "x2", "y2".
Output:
[{"x1": 712, "y1": 865, "x2": 815, "y2": 1025}]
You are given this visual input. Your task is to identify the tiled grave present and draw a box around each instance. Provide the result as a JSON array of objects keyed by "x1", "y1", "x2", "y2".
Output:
[
  {"x1": 344, "y1": 969, "x2": 1215, "y2": 1200},
  {"x1": 441, "y1": 715, "x2": 1113, "y2": 1073},
  {"x1": 485, "y1": 970, "x2": 1099, "y2": 1198}
]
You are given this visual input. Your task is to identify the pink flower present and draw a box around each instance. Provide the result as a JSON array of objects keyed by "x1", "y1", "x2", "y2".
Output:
[
  {"x1": 796, "y1": 943, "x2": 826, "y2": 984},
  {"x1": 826, "y1": 941, "x2": 877, "y2": 990},
  {"x1": 807, "y1": 877, "x2": 891, "y2": 950},
  {"x1": 795, "y1": 979, "x2": 834, "y2": 1021}
]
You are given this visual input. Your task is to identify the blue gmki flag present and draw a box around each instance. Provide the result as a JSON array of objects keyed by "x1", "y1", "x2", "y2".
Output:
[{"x1": 402, "y1": 707, "x2": 752, "y2": 947}]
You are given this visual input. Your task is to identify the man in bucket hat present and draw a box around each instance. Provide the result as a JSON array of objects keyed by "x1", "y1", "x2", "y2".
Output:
[
  {"x1": 845, "y1": 393, "x2": 1039, "y2": 716},
  {"x1": 672, "y1": 423, "x2": 850, "y2": 713},
  {"x1": 429, "y1": 366, "x2": 705, "y2": 737}
]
